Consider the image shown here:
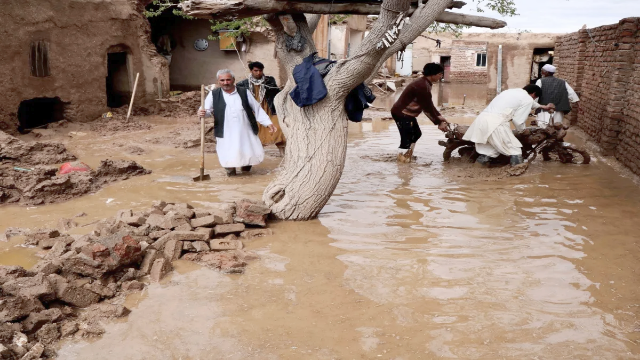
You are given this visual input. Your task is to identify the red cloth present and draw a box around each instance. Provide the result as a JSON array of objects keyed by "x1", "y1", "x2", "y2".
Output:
[{"x1": 59, "y1": 161, "x2": 91, "y2": 174}]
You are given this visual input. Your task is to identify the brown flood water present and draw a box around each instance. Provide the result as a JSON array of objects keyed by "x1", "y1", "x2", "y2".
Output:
[{"x1": 2, "y1": 84, "x2": 640, "y2": 359}]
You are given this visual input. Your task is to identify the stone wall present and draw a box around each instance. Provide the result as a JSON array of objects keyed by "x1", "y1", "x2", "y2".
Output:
[
  {"x1": 449, "y1": 40, "x2": 488, "y2": 84},
  {"x1": 554, "y1": 18, "x2": 640, "y2": 175},
  {"x1": 0, "y1": 0, "x2": 169, "y2": 133}
]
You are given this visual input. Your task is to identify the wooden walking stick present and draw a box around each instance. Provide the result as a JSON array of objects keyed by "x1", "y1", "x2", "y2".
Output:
[
  {"x1": 126, "y1": 72, "x2": 140, "y2": 122},
  {"x1": 193, "y1": 85, "x2": 211, "y2": 182}
]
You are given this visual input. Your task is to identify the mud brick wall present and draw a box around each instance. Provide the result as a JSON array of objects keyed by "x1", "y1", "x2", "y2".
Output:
[
  {"x1": 0, "y1": 0, "x2": 169, "y2": 133},
  {"x1": 555, "y1": 18, "x2": 640, "y2": 175},
  {"x1": 449, "y1": 40, "x2": 489, "y2": 84}
]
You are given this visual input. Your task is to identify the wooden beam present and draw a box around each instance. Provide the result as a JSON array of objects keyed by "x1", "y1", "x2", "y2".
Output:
[
  {"x1": 181, "y1": 0, "x2": 505, "y2": 29},
  {"x1": 437, "y1": 12, "x2": 506, "y2": 29}
]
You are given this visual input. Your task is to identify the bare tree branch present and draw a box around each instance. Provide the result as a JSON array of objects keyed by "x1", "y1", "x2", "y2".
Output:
[
  {"x1": 182, "y1": 1, "x2": 503, "y2": 29},
  {"x1": 182, "y1": 0, "x2": 472, "y2": 18},
  {"x1": 436, "y1": 12, "x2": 506, "y2": 29}
]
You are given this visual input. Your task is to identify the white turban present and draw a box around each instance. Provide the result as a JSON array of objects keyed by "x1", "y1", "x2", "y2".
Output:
[{"x1": 542, "y1": 64, "x2": 556, "y2": 73}]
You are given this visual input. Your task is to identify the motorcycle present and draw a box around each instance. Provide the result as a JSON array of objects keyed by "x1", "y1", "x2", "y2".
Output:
[{"x1": 438, "y1": 120, "x2": 590, "y2": 167}]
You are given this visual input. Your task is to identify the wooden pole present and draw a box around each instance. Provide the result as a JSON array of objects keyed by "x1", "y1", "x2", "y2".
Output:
[
  {"x1": 126, "y1": 72, "x2": 140, "y2": 122},
  {"x1": 199, "y1": 85, "x2": 205, "y2": 181}
]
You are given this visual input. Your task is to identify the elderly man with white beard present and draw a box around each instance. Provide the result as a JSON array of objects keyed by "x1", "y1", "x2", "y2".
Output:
[{"x1": 198, "y1": 69, "x2": 277, "y2": 176}]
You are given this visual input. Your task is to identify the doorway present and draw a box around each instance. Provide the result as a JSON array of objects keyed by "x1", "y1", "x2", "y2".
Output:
[
  {"x1": 106, "y1": 52, "x2": 131, "y2": 108},
  {"x1": 440, "y1": 56, "x2": 451, "y2": 82},
  {"x1": 530, "y1": 48, "x2": 554, "y2": 83},
  {"x1": 17, "y1": 97, "x2": 66, "y2": 132}
]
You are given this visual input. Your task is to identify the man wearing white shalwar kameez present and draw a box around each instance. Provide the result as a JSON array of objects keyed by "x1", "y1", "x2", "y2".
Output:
[
  {"x1": 463, "y1": 85, "x2": 554, "y2": 166},
  {"x1": 198, "y1": 69, "x2": 276, "y2": 176}
]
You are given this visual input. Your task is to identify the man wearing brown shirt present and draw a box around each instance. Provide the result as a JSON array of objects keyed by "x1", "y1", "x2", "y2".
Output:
[{"x1": 391, "y1": 63, "x2": 449, "y2": 163}]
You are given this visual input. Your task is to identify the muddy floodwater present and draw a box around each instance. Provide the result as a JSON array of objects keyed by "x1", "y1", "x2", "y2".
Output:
[{"x1": 2, "y1": 84, "x2": 640, "y2": 359}]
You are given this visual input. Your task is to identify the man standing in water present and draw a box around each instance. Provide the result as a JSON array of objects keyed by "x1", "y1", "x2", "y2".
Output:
[
  {"x1": 237, "y1": 61, "x2": 286, "y2": 156},
  {"x1": 391, "y1": 63, "x2": 450, "y2": 163},
  {"x1": 535, "y1": 64, "x2": 580, "y2": 128},
  {"x1": 198, "y1": 69, "x2": 276, "y2": 176}
]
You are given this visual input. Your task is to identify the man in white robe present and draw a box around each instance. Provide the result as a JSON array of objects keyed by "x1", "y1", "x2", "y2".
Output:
[
  {"x1": 462, "y1": 85, "x2": 554, "y2": 166},
  {"x1": 198, "y1": 69, "x2": 276, "y2": 176},
  {"x1": 535, "y1": 64, "x2": 580, "y2": 127}
]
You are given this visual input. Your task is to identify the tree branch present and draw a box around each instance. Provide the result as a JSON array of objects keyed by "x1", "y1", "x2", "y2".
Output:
[
  {"x1": 323, "y1": 0, "x2": 454, "y2": 99},
  {"x1": 182, "y1": 0, "x2": 504, "y2": 29},
  {"x1": 436, "y1": 11, "x2": 506, "y2": 29}
]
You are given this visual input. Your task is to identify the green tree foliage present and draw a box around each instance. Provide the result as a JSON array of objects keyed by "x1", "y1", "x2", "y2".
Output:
[
  {"x1": 209, "y1": 17, "x2": 269, "y2": 40},
  {"x1": 144, "y1": 0, "x2": 193, "y2": 19}
]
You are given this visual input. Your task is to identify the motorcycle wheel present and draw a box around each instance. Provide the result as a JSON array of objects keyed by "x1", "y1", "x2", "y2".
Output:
[{"x1": 559, "y1": 144, "x2": 591, "y2": 164}]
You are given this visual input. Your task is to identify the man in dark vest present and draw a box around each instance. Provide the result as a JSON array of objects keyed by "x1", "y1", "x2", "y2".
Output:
[
  {"x1": 535, "y1": 64, "x2": 580, "y2": 127},
  {"x1": 198, "y1": 69, "x2": 276, "y2": 176},
  {"x1": 236, "y1": 62, "x2": 286, "y2": 156}
]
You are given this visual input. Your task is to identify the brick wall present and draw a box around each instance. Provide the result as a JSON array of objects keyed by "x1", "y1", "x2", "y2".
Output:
[
  {"x1": 449, "y1": 40, "x2": 488, "y2": 84},
  {"x1": 554, "y1": 18, "x2": 640, "y2": 175}
]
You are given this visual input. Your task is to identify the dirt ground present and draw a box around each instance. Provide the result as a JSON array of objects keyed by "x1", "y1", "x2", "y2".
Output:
[{"x1": 1, "y1": 84, "x2": 640, "y2": 359}]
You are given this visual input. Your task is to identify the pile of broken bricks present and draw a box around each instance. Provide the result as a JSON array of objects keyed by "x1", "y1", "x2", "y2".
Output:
[{"x1": 0, "y1": 198, "x2": 273, "y2": 359}]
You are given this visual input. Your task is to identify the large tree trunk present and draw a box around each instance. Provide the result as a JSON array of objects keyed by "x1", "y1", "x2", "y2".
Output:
[
  {"x1": 261, "y1": 15, "x2": 350, "y2": 220},
  {"x1": 262, "y1": 1, "x2": 455, "y2": 220},
  {"x1": 263, "y1": 87, "x2": 350, "y2": 220}
]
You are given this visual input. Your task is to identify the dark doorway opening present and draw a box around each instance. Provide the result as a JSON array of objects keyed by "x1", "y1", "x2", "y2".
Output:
[
  {"x1": 440, "y1": 56, "x2": 451, "y2": 82},
  {"x1": 530, "y1": 48, "x2": 554, "y2": 84},
  {"x1": 106, "y1": 52, "x2": 131, "y2": 108},
  {"x1": 17, "y1": 97, "x2": 66, "y2": 132}
]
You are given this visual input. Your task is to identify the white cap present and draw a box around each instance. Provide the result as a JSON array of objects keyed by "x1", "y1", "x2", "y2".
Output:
[{"x1": 542, "y1": 64, "x2": 556, "y2": 73}]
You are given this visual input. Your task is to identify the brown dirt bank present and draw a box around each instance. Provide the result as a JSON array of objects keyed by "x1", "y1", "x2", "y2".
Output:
[{"x1": 0, "y1": 130, "x2": 151, "y2": 206}]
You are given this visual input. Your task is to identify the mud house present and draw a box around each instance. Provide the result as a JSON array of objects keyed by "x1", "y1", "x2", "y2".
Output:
[
  {"x1": 0, "y1": 0, "x2": 169, "y2": 133},
  {"x1": 413, "y1": 32, "x2": 559, "y2": 101},
  {"x1": 554, "y1": 17, "x2": 640, "y2": 176},
  {"x1": 147, "y1": 13, "x2": 283, "y2": 91},
  {"x1": 146, "y1": 14, "x2": 374, "y2": 91}
]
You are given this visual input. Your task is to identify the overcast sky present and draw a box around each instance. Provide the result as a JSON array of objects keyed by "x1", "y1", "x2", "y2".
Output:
[{"x1": 457, "y1": 0, "x2": 640, "y2": 33}]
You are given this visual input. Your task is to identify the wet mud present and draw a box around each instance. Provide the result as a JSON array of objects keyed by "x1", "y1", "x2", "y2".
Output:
[{"x1": 0, "y1": 83, "x2": 639, "y2": 359}]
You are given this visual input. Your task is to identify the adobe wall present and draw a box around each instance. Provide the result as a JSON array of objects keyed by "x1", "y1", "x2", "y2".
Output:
[
  {"x1": 554, "y1": 18, "x2": 640, "y2": 175},
  {"x1": 413, "y1": 33, "x2": 558, "y2": 102},
  {"x1": 448, "y1": 40, "x2": 488, "y2": 84},
  {"x1": 166, "y1": 19, "x2": 281, "y2": 91},
  {"x1": 0, "y1": 0, "x2": 169, "y2": 133}
]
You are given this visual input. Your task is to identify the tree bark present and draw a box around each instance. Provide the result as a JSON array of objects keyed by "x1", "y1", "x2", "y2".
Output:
[{"x1": 261, "y1": 14, "x2": 350, "y2": 220}]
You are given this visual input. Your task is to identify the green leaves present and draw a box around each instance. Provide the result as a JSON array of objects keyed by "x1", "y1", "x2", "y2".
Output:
[
  {"x1": 209, "y1": 17, "x2": 269, "y2": 40},
  {"x1": 471, "y1": 0, "x2": 518, "y2": 17},
  {"x1": 144, "y1": 0, "x2": 193, "y2": 19}
]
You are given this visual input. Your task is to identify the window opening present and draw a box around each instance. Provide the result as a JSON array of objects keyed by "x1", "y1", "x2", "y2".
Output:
[
  {"x1": 475, "y1": 53, "x2": 487, "y2": 67},
  {"x1": 30, "y1": 41, "x2": 50, "y2": 77}
]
